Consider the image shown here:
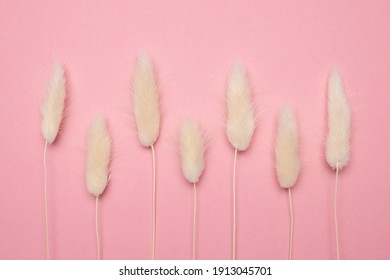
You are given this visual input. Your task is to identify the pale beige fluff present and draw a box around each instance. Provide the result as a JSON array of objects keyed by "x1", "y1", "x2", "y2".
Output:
[
  {"x1": 326, "y1": 70, "x2": 351, "y2": 170},
  {"x1": 41, "y1": 63, "x2": 66, "y2": 144},
  {"x1": 86, "y1": 115, "x2": 112, "y2": 196},
  {"x1": 226, "y1": 63, "x2": 255, "y2": 151},
  {"x1": 180, "y1": 120, "x2": 205, "y2": 183},
  {"x1": 275, "y1": 107, "x2": 300, "y2": 188},
  {"x1": 133, "y1": 53, "x2": 160, "y2": 147}
]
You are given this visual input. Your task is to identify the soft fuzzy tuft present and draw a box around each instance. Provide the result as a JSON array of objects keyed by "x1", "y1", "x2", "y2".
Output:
[
  {"x1": 41, "y1": 63, "x2": 66, "y2": 144},
  {"x1": 226, "y1": 63, "x2": 255, "y2": 151},
  {"x1": 326, "y1": 70, "x2": 351, "y2": 170},
  {"x1": 180, "y1": 120, "x2": 205, "y2": 183},
  {"x1": 275, "y1": 107, "x2": 300, "y2": 188},
  {"x1": 86, "y1": 115, "x2": 112, "y2": 196},
  {"x1": 133, "y1": 53, "x2": 160, "y2": 147}
]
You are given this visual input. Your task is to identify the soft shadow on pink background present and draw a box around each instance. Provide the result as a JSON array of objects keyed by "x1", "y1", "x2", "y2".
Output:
[{"x1": 0, "y1": 0, "x2": 389, "y2": 259}]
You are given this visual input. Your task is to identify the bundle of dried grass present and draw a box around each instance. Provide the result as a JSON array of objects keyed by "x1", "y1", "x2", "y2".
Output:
[
  {"x1": 179, "y1": 120, "x2": 205, "y2": 259},
  {"x1": 86, "y1": 115, "x2": 112, "y2": 260},
  {"x1": 326, "y1": 69, "x2": 351, "y2": 260},
  {"x1": 275, "y1": 107, "x2": 300, "y2": 260},
  {"x1": 133, "y1": 53, "x2": 160, "y2": 259},
  {"x1": 226, "y1": 63, "x2": 255, "y2": 260},
  {"x1": 40, "y1": 63, "x2": 67, "y2": 259}
]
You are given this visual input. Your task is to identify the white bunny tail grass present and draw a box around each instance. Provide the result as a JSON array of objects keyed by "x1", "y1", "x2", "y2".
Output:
[
  {"x1": 86, "y1": 115, "x2": 111, "y2": 196},
  {"x1": 326, "y1": 69, "x2": 351, "y2": 260},
  {"x1": 226, "y1": 63, "x2": 255, "y2": 151},
  {"x1": 226, "y1": 63, "x2": 255, "y2": 260},
  {"x1": 41, "y1": 63, "x2": 67, "y2": 144},
  {"x1": 179, "y1": 120, "x2": 205, "y2": 260},
  {"x1": 133, "y1": 53, "x2": 160, "y2": 147},
  {"x1": 180, "y1": 120, "x2": 205, "y2": 184},
  {"x1": 275, "y1": 107, "x2": 300, "y2": 260},
  {"x1": 132, "y1": 52, "x2": 161, "y2": 260},
  {"x1": 40, "y1": 63, "x2": 66, "y2": 260},
  {"x1": 276, "y1": 107, "x2": 300, "y2": 189},
  {"x1": 326, "y1": 69, "x2": 351, "y2": 170},
  {"x1": 86, "y1": 115, "x2": 112, "y2": 260}
]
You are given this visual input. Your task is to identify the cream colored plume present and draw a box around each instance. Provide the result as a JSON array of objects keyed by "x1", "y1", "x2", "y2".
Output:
[
  {"x1": 86, "y1": 115, "x2": 112, "y2": 196},
  {"x1": 41, "y1": 63, "x2": 66, "y2": 144},
  {"x1": 133, "y1": 53, "x2": 160, "y2": 147},
  {"x1": 180, "y1": 120, "x2": 205, "y2": 183},
  {"x1": 326, "y1": 70, "x2": 351, "y2": 170},
  {"x1": 275, "y1": 107, "x2": 300, "y2": 188},
  {"x1": 226, "y1": 63, "x2": 255, "y2": 151}
]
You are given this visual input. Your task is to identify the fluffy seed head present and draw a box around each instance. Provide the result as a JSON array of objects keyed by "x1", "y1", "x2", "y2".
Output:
[
  {"x1": 180, "y1": 120, "x2": 205, "y2": 183},
  {"x1": 41, "y1": 63, "x2": 66, "y2": 144},
  {"x1": 326, "y1": 69, "x2": 351, "y2": 170},
  {"x1": 275, "y1": 107, "x2": 300, "y2": 188},
  {"x1": 226, "y1": 63, "x2": 255, "y2": 151},
  {"x1": 133, "y1": 53, "x2": 160, "y2": 147},
  {"x1": 86, "y1": 115, "x2": 112, "y2": 196}
]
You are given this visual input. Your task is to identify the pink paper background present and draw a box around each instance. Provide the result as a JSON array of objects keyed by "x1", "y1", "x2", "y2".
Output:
[{"x1": 1, "y1": 0, "x2": 390, "y2": 260}]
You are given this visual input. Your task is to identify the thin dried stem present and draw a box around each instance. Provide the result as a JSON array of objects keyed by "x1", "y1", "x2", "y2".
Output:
[
  {"x1": 151, "y1": 144, "x2": 156, "y2": 260},
  {"x1": 232, "y1": 148, "x2": 238, "y2": 260}
]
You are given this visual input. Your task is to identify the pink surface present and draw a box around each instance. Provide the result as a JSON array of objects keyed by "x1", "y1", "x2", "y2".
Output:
[{"x1": 1, "y1": 0, "x2": 390, "y2": 260}]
